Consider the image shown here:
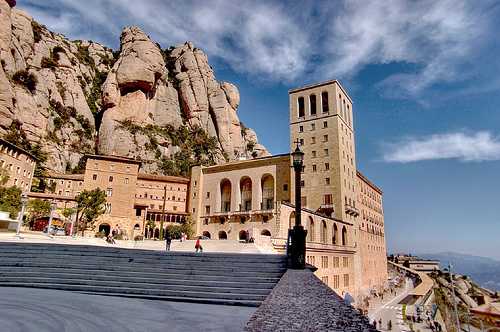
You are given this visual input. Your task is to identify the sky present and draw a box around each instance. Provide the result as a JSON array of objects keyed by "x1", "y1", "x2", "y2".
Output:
[{"x1": 16, "y1": 0, "x2": 500, "y2": 260}]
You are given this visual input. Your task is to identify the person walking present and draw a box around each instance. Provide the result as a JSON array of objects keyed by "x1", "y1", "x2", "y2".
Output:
[
  {"x1": 378, "y1": 318, "x2": 382, "y2": 329},
  {"x1": 195, "y1": 238, "x2": 203, "y2": 252},
  {"x1": 166, "y1": 235, "x2": 172, "y2": 251},
  {"x1": 387, "y1": 319, "x2": 392, "y2": 330}
]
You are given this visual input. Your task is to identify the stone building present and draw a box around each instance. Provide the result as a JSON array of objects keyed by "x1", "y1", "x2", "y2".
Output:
[
  {"x1": 357, "y1": 171, "x2": 388, "y2": 294},
  {"x1": 188, "y1": 79, "x2": 387, "y2": 302},
  {"x1": 37, "y1": 155, "x2": 189, "y2": 238},
  {"x1": 0, "y1": 138, "x2": 36, "y2": 193}
]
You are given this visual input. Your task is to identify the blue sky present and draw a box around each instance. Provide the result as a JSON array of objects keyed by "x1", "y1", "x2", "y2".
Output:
[{"x1": 17, "y1": 0, "x2": 500, "y2": 260}]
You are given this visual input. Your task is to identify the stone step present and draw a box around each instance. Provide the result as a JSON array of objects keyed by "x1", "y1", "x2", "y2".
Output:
[
  {"x1": 0, "y1": 267, "x2": 281, "y2": 284},
  {"x1": 0, "y1": 270, "x2": 279, "y2": 288},
  {"x1": 0, "y1": 282, "x2": 267, "y2": 306},
  {"x1": 0, "y1": 276, "x2": 274, "y2": 295},
  {"x1": 0, "y1": 261, "x2": 285, "y2": 278}
]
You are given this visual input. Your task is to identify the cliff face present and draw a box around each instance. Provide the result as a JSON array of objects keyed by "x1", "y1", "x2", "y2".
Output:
[{"x1": 0, "y1": 1, "x2": 269, "y2": 175}]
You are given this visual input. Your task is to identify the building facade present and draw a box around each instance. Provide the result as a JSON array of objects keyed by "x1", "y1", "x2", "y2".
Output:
[{"x1": 0, "y1": 138, "x2": 36, "y2": 193}]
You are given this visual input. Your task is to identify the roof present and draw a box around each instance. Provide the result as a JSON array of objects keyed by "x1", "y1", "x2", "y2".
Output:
[
  {"x1": 137, "y1": 173, "x2": 189, "y2": 184},
  {"x1": 85, "y1": 154, "x2": 141, "y2": 164},
  {"x1": 0, "y1": 138, "x2": 37, "y2": 161},
  {"x1": 471, "y1": 303, "x2": 500, "y2": 317},
  {"x1": 47, "y1": 173, "x2": 85, "y2": 180},
  {"x1": 200, "y1": 153, "x2": 291, "y2": 172},
  {"x1": 357, "y1": 170, "x2": 383, "y2": 194},
  {"x1": 288, "y1": 79, "x2": 353, "y2": 103}
]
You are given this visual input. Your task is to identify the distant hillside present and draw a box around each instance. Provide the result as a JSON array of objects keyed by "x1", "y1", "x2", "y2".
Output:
[{"x1": 416, "y1": 252, "x2": 500, "y2": 292}]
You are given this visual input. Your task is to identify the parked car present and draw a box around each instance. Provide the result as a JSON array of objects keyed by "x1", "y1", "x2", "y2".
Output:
[{"x1": 51, "y1": 227, "x2": 66, "y2": 236}]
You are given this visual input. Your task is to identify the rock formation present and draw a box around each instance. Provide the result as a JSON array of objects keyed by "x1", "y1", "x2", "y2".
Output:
[{"x1": 0, "y1": 0, "x2": 270, "y2": 176}]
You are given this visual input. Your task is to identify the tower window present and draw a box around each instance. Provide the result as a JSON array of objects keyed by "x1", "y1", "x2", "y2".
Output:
[
  {"x1": 310, "y1": 94, "x2": 317, "y2": 115},
  {"x1": 322, "y1": 92, "x2": 329, "y2": 113},
  {"x1": 298, "y1": 97, "x2": 305, "y2": 117}
]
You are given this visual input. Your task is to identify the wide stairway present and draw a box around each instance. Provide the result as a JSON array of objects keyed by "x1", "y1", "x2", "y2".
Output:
[{"x1": 0, "y1": 242, "x2": 287, "y2": 307}]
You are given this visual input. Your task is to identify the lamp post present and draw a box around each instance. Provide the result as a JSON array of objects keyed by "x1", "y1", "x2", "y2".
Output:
[
  {"x1": 47, "y1": 199, "x2": 57, "y2": 237},
  {"x1": 290, "y1": 140, "x2": 307, "y2": 269},
  {"x1": 69, "y1": 205, "x2": 77, "y2": 237},
  {"x1": 15, "y1": 194, "x2": 29, "y2": 238}
]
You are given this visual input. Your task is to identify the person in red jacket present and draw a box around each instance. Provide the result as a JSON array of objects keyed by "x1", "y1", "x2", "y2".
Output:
[{"x1": 195, "y1": 238, "x2": 203, "y2": 252}]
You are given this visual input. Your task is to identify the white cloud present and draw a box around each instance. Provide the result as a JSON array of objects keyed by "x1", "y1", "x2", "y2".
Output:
[{"x1": 381, "y1": 131, "x2": 500, "y2": 163}]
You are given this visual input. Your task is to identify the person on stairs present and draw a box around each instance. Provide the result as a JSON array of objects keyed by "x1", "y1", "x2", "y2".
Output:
[{"x1": 195, "y1": 238, "x2": 203, "y2": 252}]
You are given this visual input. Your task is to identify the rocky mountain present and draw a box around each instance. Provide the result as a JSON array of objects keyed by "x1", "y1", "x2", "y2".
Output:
[
  {"x1": 418, "y1": 252, "x2": 500, "y2": 292},
  {"x1": 0, "y1": 0, "x2": 270, "y2": 176}
]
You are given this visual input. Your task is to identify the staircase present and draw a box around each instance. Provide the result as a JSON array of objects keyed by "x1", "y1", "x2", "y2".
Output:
[{"x1": 0, "y1": 242, "x2": 286, "y2": 306}]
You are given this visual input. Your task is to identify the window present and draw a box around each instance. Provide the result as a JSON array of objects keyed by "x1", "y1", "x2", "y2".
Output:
[
  {"x1": 324, "y1": 163, "x2": 329, "y2": 170},
  {"x1": 343, "y1": 257, "x2": 349, "y2": 267},
  {"x1": 324, "y1": 149, "x2": 329, "y2": 157},
  {"x1": 205, "y1": 205, "x2": 211, "y2": 215},
  {"x1": 284, "y1": 184, "x2": 288, "y2": 191},
  {"x1": 300, "y1": 180, "x2": 305, "y2": 187},
  {"x1": 104, "y1": 203, "x2": 111, "y2": 214},
  {"x1": 263, "y1": 216, "x2": 269, "y2": 223},
  {"x1": 124, "y1": 178, "x2": 129, "y2": 184},
  {"x1": 204, "y1": 218, "x2": 209, "y2": 225},
  {"x1": 240, "y1": 217, "x2": 246, "y2": 224},
  {"x1": 306, "y1": 255, "x2": 315, "y2": 266},
  {"x1": 65, "y1": 191, "x2": 70, "y2": 196},
  {"x1": 322, "y1": 256, "x2": 328, "y2": 268},
  {"x1": 311, "y1": 137, "x2": 316, "y2": 144},
  {"x1": 94, "y1": 163, "x2": 98, "y2": 169},
  {"x1": 312, "y1": 164, "x2": 317, "y2": 172},
  {"x1": 126, "y1": 166, "x2": 130, "y2": 173},
  {"x1": 109, "y1": 176, "x2": 113, "y2": 182},
  {"x1": 206, "y1": 192, "x2": 210, "y2": 198},
  {"x1": 322, "y1": 92, "x2": 329, "y2": 113},
  {"x1": 325, "y1": 178, "x2": 330, "y2": 186},
  {"x1": 333, "y1": 257, "x2": 339, "y2": 268},
  {"x1": 333, "y1": 275, "x2": 340, "y2": 289},
  {"x1": 321, "y1": 276, "x2": 329, "y2": 286},
  {"x1": 323, "y1": 134, "x2": 328, "y2": 142},
  {"x1": 311, "y1": 151, "x2": 316, "y2": 158},
  {"x1": 92, "y1": 174, "x2": 97, "y2": 180},
  {"x1": 106, "y1": 188, "x2": 113, "y2": 196},
  {"x1": 194, "y1": 181, "x2": 197, "y2": 187},
  {"x1": 299, "y1": 125, "x2": 304, "y2": 133},
  {"x1": 344, "y1": 274, "x2": 350, "y2": 287},
  {"x1": 173, "y1": 206, "x2": 177, "y2": 211},
  {"x1": 310, "y1": 94, "x2": 317, "y2": 115},
  {"x1": 323, "y1": 121, "x2": 328, "y2": 128},
  {"x1": 311, "y1": 124, "x2": 315, "y2": 131},
  {"x1": 298, "y1": 97, "x2": 305, "y2": 117},
  {"x1": 301, "y1": 196, "x2": 307, "y2": 206},
  {"x1": 67, "y1": 180, "x2": 72, "y2": 187},
  {"x1": 110, "y1": 164, "x2": 115, "y2": 171}
]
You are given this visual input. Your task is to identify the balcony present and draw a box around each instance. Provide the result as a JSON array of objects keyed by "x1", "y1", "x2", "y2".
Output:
[
  {"x1": 320, "y1": 203, "x2": 335, "y2": 212},
  {"x1": 344, "y1": 204, "x2": 360, "y2": 216},
  {"x1": 214, "y1": 211, "x2": 232, "y2": 217},
  {"x1": 233, "y1": 209, "x2": 252, "y2": 216},
  {"x1": 255, "y1": 201, "x2": 275, "y2": 215},
  {"x1": 241, "y1": 191, "x2": 252, "y2": 200},
  {"x1": 262, "y1": 189, "x2": 274, "y2": 199}
]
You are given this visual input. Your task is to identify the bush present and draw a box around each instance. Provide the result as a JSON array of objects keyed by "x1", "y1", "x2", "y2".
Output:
[
  {"x1": 134, "y1": 235, "x2": 143, "y2": 241},
  {"x1": 94, "y1": 232, "x2": 103, "y2": 238},
  {"x1": 12, "y1": 70, "x2": 37, "y2": 93},
  {"x1": 113, "y1": 233, "x2": 123, "y2": 240}
]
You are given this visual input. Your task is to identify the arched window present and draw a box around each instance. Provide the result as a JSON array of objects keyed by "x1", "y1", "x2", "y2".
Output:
[
  {"x1": 332, "y1": 223, "x2": 338, "y2": 245},
  {"x1": 220, "y1": 179, "x2": 231, "y2": 212},
  {"x1": 322, "y1": 92, "x2": 329, "y2": 113},
  {"x1": 261, "y1": 229, "x2": 271, "y2": 236},
  {"x1": 298, "y1": 97, "x2": 305, "y2": 117},
  {"x1": 321, "y1": 220, "x2": 327, "y2": 243},
  {"x1": 240, "y1": 177, "x2": 252, "y2": 211},
  {"x1": 202, "y1": 231, "x2": 211, "y2": 239},
  {"x1": 309, "y1": 94, "x2": 316, "y2": 115},
  {"x1": 342, "y1": 226, "x2": 347, "y2": 246},
  {"x1": 289, "y1": 211, "x2": 296, "y2": 229},
  {"x1": 308, "y1": 217, "x2": 315, "y2": 242},
  {"x1": 218, "y1": 231, "x2": 227, "y2": 240},
  {"x1": 261, "y1": 174, "x2": 274, "y2": 210}
]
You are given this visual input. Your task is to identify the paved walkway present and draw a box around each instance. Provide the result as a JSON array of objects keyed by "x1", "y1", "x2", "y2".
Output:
[{"x1": 0, "y1": 287, "x2": 256, "y2": 332}]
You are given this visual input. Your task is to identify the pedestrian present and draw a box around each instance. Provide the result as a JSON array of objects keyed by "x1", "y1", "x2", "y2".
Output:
[
  {"x1": 245, "y1": 230, "x2": 249, "y2": 243},
  {"x1": 378, "y1": 318, "x2": 382, "y2": 328},
  {"x1": 195, "y1": 237, "x2": 203, "y2": 252},
  {"x1": 373, "y1": 320, "x2": 377, "y2": 329},
  {"x1": 166, "y1": 235, "x2": 172, "y2": 251},
  {"x1": 387, "y1": 319, "x2": 392, "y2": 330}
]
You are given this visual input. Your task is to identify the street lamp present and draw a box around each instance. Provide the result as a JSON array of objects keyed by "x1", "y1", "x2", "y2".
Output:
[
  {"x1": 47, "y1": 199, "x2": 57, "y2": 237},
  {"x1": 69, "y1": 205, "x2": 77, "y2": 237},
  {"x1": 447, "y1": 262, "x2": 461, "y2": 331},
  {"x1": 289, "y1": 140, "x2": 307, "y2": 269},
  {"x1": 15, "y1": 194, "x2": 29, "y2": 238}
]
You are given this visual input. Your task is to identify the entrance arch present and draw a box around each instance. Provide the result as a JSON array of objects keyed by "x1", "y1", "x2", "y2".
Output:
[
  {"x1": 218, "y1": 231, "x2": 227, "y2": 240},
  {"x1": 202, "y1": 231, "x2": 211, "y2": 239},
  {"x1": 261, "y1": 229, "x2": 271, "y2": 236},
  {"x1": 99, "y1": 223, "x2": 110, "y2": 236},
  {"x1": 239, "y1": 230, "x2": 247, "y2": 240}
]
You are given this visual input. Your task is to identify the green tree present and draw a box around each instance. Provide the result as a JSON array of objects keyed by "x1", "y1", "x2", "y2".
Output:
[
  {"x1": 0, "y1": 185, "x2": 22, "y2": 219},
  {"x1": 146, "y1": 219, "x2": 156, "y2": 238},
  {"x1": 74, "y1": 188, "x2": 106, "y2": 231},
  {"x1": 25, "y1": 198, "x2": 51, "y2": 227}
]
